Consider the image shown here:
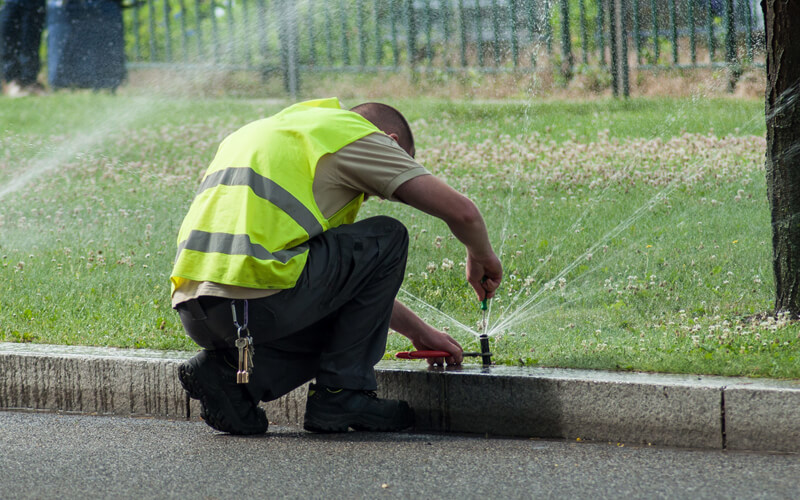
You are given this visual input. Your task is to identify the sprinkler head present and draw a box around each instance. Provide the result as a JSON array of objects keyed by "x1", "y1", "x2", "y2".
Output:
[{"x1": 479, "y1": 334, "x2": 492, "y2": 366}]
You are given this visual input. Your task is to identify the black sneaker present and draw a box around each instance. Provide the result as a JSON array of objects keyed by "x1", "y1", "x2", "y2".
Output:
[
  {"x1": 178, "y1": 350, "x2": 268, "y2": 435},
  {"x1": 303, "y1": 383, "x2": 415, "y2": 433}
]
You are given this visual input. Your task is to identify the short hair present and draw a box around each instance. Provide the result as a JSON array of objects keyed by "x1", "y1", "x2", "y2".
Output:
[{"x1": 349, "y1": 102, "x2": 415, "y2": 157}]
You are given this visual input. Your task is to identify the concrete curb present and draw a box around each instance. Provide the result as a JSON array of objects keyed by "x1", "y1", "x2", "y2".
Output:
[{"x1": 1, "y1": 343, "x2": 798, "y2": 453}]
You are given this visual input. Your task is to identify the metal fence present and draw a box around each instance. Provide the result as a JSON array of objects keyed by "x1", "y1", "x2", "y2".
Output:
[
  {"x1": 0, "y1": 0, "x2": 765, "y2": 96},
  {"x1": 121, "y1": 0, "x2": 764, "y2": 96}
]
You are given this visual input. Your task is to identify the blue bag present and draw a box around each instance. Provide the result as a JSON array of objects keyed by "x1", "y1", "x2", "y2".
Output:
[{"x1": 46, "y1": 0, "x2": 126, "y2": 90}]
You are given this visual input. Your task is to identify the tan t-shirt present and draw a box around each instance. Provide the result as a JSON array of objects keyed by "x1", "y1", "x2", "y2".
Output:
[{"x1": 172, "y1": 132, "x2": 429, "y2": 307}]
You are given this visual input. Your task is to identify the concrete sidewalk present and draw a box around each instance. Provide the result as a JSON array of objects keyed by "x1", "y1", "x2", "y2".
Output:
[{"x1": 1, "y1": 342, "x2": 798, "y2": 453}]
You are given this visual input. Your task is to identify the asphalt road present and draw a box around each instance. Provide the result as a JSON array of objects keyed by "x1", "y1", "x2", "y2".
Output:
[{"x1": 0, "y1": 410, "x2": 797, "y2": 500}]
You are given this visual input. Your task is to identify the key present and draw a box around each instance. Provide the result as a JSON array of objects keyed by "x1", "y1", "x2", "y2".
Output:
[
  {"x1": 235, "y1": 337, "x2": 248, "y2": 384},
  {"x1": 241, "y1": 339, "x2": 253, "y2": 384},
  {"x1": 246, "y1": 339, "x2": 255, "y2": 372}
]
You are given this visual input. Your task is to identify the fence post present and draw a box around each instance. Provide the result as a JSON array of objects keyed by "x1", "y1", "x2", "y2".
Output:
[
  {"x1": 132, "y1": 2, "x2": 142, "y2": 61},
  {"x1": 147, "y1": 0, "x2": 157, "y2": 62},
  {"x1": 442, "y1": 0, "x2": 452, "y2": 67},
  {"x1": 425, "y1": 0, "x2": 434, "y2": 66},
  {"x1": 608, "y1": 0, "x2": 618, "y2": 96},
  {"x1": 579, "y1": 0, "x2": 588, "y2": 65},
  {"x1": 649, "y1": 0, "x2": 658, "y2": 64},
  {"x1": 375, "y1": 0, "x2": 383, "y2": 65},
  {"x1": 669, "y1": 0, "x2": 677, "y2": 64},
  {"x1": 510, "y1": 0, "x2": 519, "y2": 68},
  {"x1": 391, "y1": 0, "x2": 400, "y2": 67},
  {"x1": 241, "y1": 0, "x2": 252, "y2": 67},
  {"x1": 559, "y1": 0, "x2": 573, "y2": 79},
  {"x1": 179, "y1": 0, "x2": 189, "y2": 63},
  {"x1": 358, "y1": 0, "x2": 367, "y2": 68},
  {"x1": 194, "y1": 0, "x2": 203, "y2": 60},
  {"x1": 609, "y1": 0, "x2": 629, "y2": 98},
  {"x1": 706, "y1": 0, "x2": 715, "y2": 62},
  {"x1": 597, "y1": 0, "x2": 606, "y2": 66},
  {"x1": 210, "y1": 0, "x2": 220, "y2": 62},
  {"x1": 459, "y1": 0, "x2": 468, "y2": 67},
  {"x1": 226, "y1": 0, "x2": 236, "y2": 63},
  {"x1": 308, "y1": 2, "x2": 317, "y2": 67},
  {"x1": 279, "y1": 0, "x2": 288, "y2": 90},
  {"x1": 744, "y1": 0, "x2": 754, "y2": 62},
  {"x1": 620, "y1": 0, "x2": 629, "y2": 97},
  {"x1": 632, "y1": 0, "x2": 641, "y2": 65},
  {"x1": 257, "y1": 0, "x2": 269, "y2": 78},
  {"x1": 408, "y1": 0, "x2": 417, "y2": 69},
  {"x1": 288, "y1": 0, "x2": 300, "y2": 99},
  {"x1": 492, "y1": 0, "x2": 501, "y2": 66},
  {"x1": 544, "y1": 0, "x2": 553, "y2": 56},
  {"x1": 474, "y1": 0, "x2": 483, "y2": 68},
  {"x1": 526, "y1": 0, "x2": 537, "y2": 68},
  {"x1": 688, "y1": 0, "x2": 696, "y2": 65},
  {"x1": 724, "y1": 0, "x2": 740, "y2": 91},
  {"x1": 279, "y1": 0, "x2": 299, "y2": 98},
  {"x1": 340, "y1": 0, "x2": 351, "y2": 66},
  {"x1": 324, "y1": 1, "x2": 334, "y2": 64}
]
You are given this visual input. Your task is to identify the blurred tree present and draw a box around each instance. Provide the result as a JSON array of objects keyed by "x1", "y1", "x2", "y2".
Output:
[{"x1": 764, "y1": 0, "x2": 800, "y2": 314}]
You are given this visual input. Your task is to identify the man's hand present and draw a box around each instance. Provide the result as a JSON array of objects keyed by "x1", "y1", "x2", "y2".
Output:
[
  {"x1": 411, "y1": 328, "x2": 464, "y2": 366},
  {"x1": 391, "y1": 300, "x2": 463, "y2": 366},
  {"x1": 467, "y1": 251, "x2": 503, "y2": 301}
]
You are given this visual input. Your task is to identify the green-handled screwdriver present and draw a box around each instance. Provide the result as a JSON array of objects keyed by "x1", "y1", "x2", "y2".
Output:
[{"x1": 480, "y1": 297, "x2": 488, "y2": 335}]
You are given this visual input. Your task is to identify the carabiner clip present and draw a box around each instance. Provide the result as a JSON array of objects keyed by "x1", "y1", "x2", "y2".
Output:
[{"x1": 231, "y1": 299, "x2": 250, "y2": 338}]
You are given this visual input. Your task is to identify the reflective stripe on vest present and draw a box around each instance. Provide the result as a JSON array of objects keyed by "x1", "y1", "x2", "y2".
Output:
[
  {"x1": 177, "y1": 231, "x2": 309, "y2": 263},
  {"x1": 197, "y1": 167, "x2": 324, "y2": 238}
]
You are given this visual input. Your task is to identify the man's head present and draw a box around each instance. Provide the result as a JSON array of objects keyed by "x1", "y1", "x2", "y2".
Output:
[{"x1": 349, "y1": 102, "x2": 415, "y2": 158}]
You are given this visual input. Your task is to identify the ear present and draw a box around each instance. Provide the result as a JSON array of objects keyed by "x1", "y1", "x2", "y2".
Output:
[{"x1": 387, "y1": 132, "x2": 400, "y2": 144}]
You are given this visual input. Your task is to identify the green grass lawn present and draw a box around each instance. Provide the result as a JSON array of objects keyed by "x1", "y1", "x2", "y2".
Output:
[{"x1": 2, "y1": 92, "x2": 797, "y2": 379}]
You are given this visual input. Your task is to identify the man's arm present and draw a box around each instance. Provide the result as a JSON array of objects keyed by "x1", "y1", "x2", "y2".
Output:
[
  {"x1": 389, "y1": 174, "x2": 503, "y2": 365},
  {"x1": 393, "y1": 174, "x2": 503, "y2": 300}
]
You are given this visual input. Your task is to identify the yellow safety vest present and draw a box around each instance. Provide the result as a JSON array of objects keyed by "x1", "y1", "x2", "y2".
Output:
[{"x1": 170, "y1": 98, "x2": 380, "y2": 295}]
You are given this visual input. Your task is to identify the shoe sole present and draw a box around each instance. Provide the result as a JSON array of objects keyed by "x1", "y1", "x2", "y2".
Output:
[
  {"x1": 178, "y1": 360, "x2": 267, "y2": 435},
  {"x1": 303, "y1": 408, "x2": 414, "y2": 433}
]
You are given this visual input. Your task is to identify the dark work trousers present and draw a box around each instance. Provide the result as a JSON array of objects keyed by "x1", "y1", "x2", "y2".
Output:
[
  {"x1": 177, "y1": 216, "x2": 409, "y2": 403},
  {"x1": 0, "y1": 0, "x2": 45, "y2": 85}
]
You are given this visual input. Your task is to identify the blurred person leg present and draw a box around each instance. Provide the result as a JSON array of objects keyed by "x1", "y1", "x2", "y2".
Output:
[{"x1": 0, "y1": 0, "x2": 45, "y2": 96}]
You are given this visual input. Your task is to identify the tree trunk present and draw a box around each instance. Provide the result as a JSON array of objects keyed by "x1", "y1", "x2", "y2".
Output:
[{"x1": 764, "y1": 0, "x2": 800, "y2": 314}]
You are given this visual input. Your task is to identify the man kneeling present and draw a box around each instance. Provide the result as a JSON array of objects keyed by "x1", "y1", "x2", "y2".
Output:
[{"x1": 170, "y1": 98, "x2": 502, "y2": 434}]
